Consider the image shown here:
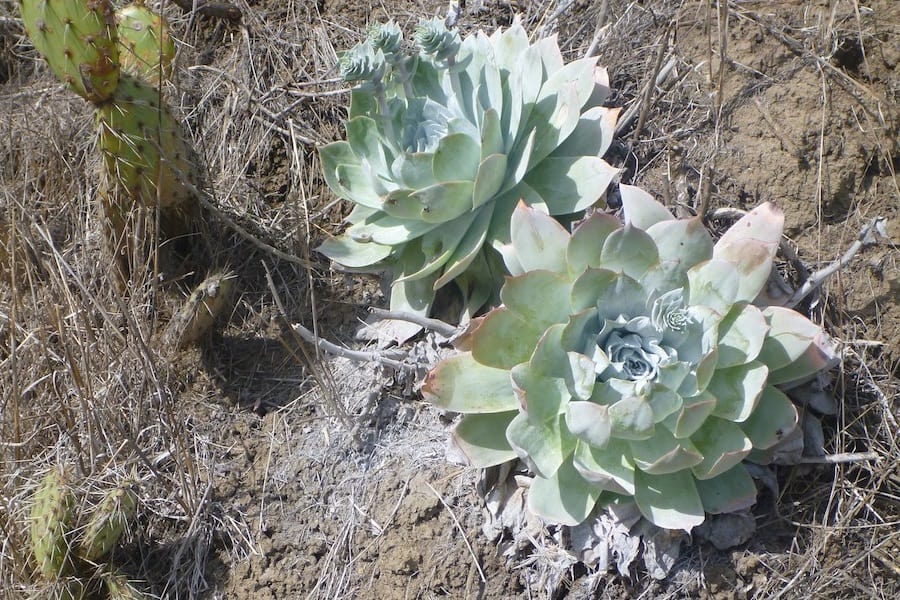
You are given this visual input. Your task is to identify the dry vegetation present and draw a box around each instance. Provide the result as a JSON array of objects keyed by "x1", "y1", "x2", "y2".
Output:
[{"x1": 1, "y1": 1, "x2": 898, "y2": 598}]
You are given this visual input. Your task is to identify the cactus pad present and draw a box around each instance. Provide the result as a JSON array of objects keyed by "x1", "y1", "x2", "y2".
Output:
[
  {"x1": 78, "y1": 480, "x2": 138, "y2": 562},
  {"x1": 20, "y1": 0, "x2": 120, "y2": 103},
  {"x1": 116, "y1": 2, "x2": 176, "y2": 85},
  {"x1": 96, "y1": 73, "x2": 196, "y2": 209},
  {"x1": 29, "y1": 467, "x2": 75, "y2": 580}
]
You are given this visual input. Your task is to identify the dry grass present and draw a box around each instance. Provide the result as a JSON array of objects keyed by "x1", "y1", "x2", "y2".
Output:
[{"x1": 1, "y1": 0, "x2": 898, "y2": 598}]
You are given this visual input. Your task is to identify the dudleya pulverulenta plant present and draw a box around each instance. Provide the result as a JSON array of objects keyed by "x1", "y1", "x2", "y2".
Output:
[
  {"x1": 319, "y1": 17, "x2": 619, "y2": 318},
  {"x1": 422, "y1": 189, "x2": 838, "y2": 531}
]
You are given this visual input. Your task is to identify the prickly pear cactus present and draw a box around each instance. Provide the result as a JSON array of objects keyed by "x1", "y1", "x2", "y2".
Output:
[
  {"x1": 19, "y1": 0, "x2": 120, "y2": 102},
  {"x1": 95, "y1": 72, "x2": 196, "y2": 210},
  {"x1": 116, "y1": 2, "x2": 176, "y2": 85},
  {"x1": 30, "y1": 467, "x2": 75, "y2": 580},
  {"x1": 78, "y1": 480, "x2": 138, "y2": 562}
]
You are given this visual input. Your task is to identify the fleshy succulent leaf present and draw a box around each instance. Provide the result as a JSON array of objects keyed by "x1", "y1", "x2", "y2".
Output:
[
  {"x1": 572, "y1": 439, "x2": 636, "y2": 495},
  {"x1": 450, "y1": 412, "x2": 518, "y2": 467},
  {"x1": 527, "y1": 459, "x2": 604, "y2": 526},
  {"x1": 634, "y1": 470, "x2": 705, "y2": 532},
  {"x1": 739, "y1": 386, "x2": 798, "y2": 450},
  {"x1": 510, "y1": 362, "x2": 571, "y2": 422},
  {"x1": 716, "y1": 303, "x2": 769, "y2": 367},
  {"x1": 620, "y1": 184, "x2": 673, "y2": 229},
  {"x1": 707, "y1": 361, "x2": 768, "y2": 422},
  {"x1": 567, "y1": 213, "x2": 621, "y2": 273},
  {"x1": 565, "y1": 401, "x2": 611, "y2": 447},
  {"x1": 507, "y1": 413, "x2": 576, "y2": 478},
  {"x1": 689, "y1": 418, "x2": 753, "y2": 479},
  {"x1": 694, "y1": 464, "x2": 756, "y2": 514},
  {"x1": 712, "y1": 203, "x2": 784, "y2": 303},
  {"x1": 422, "y1": 353, "x2": 516, "y2": 413},
  {"x1": 472, "y1": 307, "x2": 543, "y2": 369},
  {"x1": 508, "y1": 202, "x2": 570, "y2": 273},
  {"x1": 600, "y1": 222, "x2": 660, "y2": 280}
]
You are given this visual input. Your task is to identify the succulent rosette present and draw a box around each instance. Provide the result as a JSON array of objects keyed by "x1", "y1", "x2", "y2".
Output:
[
  {"x1": 423, "y1": 189, "x2": 838, "y2": 531},
  {"x1": 319, "y1": 17, "x2": 619, "y2": 319}
]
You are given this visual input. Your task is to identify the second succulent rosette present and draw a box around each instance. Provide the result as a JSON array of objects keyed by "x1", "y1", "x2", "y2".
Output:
[{"x1": 423, "y1": 189, "x2": 838, "y2": 531}]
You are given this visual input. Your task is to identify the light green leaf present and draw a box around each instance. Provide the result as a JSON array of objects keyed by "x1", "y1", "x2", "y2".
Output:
[
  {"x1": 510, "y1": 362, "x2": 570, "y2": 423},
  {"x1": 395, "y1": 211, "x2": 480, "y2": 283},
  {"x1": 394, "y1": 152, "x2": 438, "y2": 189},
  {"x1": 634, "y1": 470, "x2": 705, "y2": 532},
  {"x1": 662, "y1": 390, "x2": 716, "y2": 439},
  {"x1": 567, "y1": 213, "x2": 621, "y2": 274},
  {"x1": 608, "y1": 396, "x2": 655, "y2": 440},
  {"x1": 592, "y1": 272, "x2": 645, "y2": 321},
  {"x1": 524, "y1": 82, "x2": 581, "y2": 168},
  {"x1": 717, "y1": 303, "x2": 769, "y2": 367},
  {"x1": 451, "y1": 412, "x2": 518, "y2": 467},
  {"x1": 695, "y1": 464, "x2": 757, "y2": 514},
  {"x1": 689, "y1": 418, "x2": 753, "y2": 480},
  {"x1": 572, "y1": 439, "x2": 636, "y2": 495},
  {"x1": 433, "y1": 205, "x2": 493, "y2": 289},
  {"x1": 490, "y1": 17, "x2": 529, "y2": 72},
  {"x1": 347, "y1": 116, "x2": 389, "y2": 174},
  {"x1": 529, "y1": 324, "x2": 569, "y2": 379},
  {"x1": 712, "y1": 202, "x2": 784, "y2": 303},
  {"x1": 565, "y1": 352, "x2": 596, "y2": 401},
  {"x1": 600, "y1": 223, "x2": 660, "y2": 280},
  {"x1": 524, "y1": 156, "x2": 620, "y2": 215},
  {"x1": 620, "y1": 184, "x2": 673, "y2": 229},
  {"x1": 566, "y1": 401, "x2": 611, "y2": 447},
  {"x1": 509, "y1": 201, "x2": 570, "y2": 273},
  {"x1": 479, "y1": 108, "x2": 504, "y2": 158},
  {"x1": 432, "y1": 133, "x2": 480, "y2": 182},
  {"x1": 686, "y1": 259, "x2": 739, "y2": 316},
  {"x1": 507, "y1": 413, "x2": 576, "y2": 478},
  {"x1": 501, "y1": 270, "x2": 573, "y2": 329},
  {"x1": 528, "y1": 459, "x2": 604, "y2": 526},
  {"x1": 740, "y1": 386, "x2": 798, "y2": 450},
  {"x1": 758, "y1": 307, "x2": 836, "y2": 384},
  {"x1": 472, "y1": 154, "x2": 509, "y2": 209},
  {"x1": 570, "y1": 268, "x2": 618, "y2": 312},
  {"x1": 347, "y1": 213, "x2": 439, "y2": 246},
  {"x1": 645, "y1": 217, "x2": 714, "y2": 279},
  {"x1": 707, "y1": 361, "x2": 768, "y2": 423},
  {"x1": 553, "y1": 106, "x2": 620, "y2": 158},
  {"x1": 472, "y1": 307, "x2": 543, "y2": 369},
  {"x1": 422, "y1": 353, "x2": 516, "y2": 413},
  {"x1": 318, "y1": 235, "x2": 392, "y2": 268},
  {"x1": 381, "y1": 188, "x2": 423, "y2": 220},
  {"x1": 410, "y1": 180, "x2": 475, "y2": 223},
  {"x1": 629, "y1": 427, "x2": 703, "y2": 475},
  {"x1": 647, "y1": 385, "x2": 682, "y2": 423}
]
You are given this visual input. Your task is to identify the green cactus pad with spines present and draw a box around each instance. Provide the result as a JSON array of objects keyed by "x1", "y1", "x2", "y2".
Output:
[
  {"x1": 19, "y1": 0, "x2": 120, "y2": 103},
  {"x1": 29, "y1": 467, "x2": 75, "y2": 580},
  {"x1": 79, "y1": 480, "x2": 138, "y2": 562},
  {"x1": 116, "y1": 2, "x2": 175, "y2": 85},
  {"x1": 96, "y1": 73, "x2": 196, "y2": 209}
]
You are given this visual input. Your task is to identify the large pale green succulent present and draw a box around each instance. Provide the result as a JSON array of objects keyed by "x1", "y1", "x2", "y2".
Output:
[
  {"x1": 319, "y1": 17, "x2": 619, "y2": 318},
  {"x1": 423, "y1": 190, "x2": 838, "y2": 531}
]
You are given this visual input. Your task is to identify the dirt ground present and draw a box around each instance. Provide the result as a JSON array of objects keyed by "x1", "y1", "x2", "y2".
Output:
[{"x1": 1, "y1": 1, "x2": 898, "y2": 599}]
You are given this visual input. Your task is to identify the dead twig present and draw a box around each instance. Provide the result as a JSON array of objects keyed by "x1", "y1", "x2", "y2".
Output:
[
  {"x1": 290, "y1": 322, "x2": 412, "y2": 371},
  {"x1": 368, "y1": 308, "x2": 458, "y2": 339},
  {"x1": 786, "y1": 216, "x2": 887, "y2": 308}
]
